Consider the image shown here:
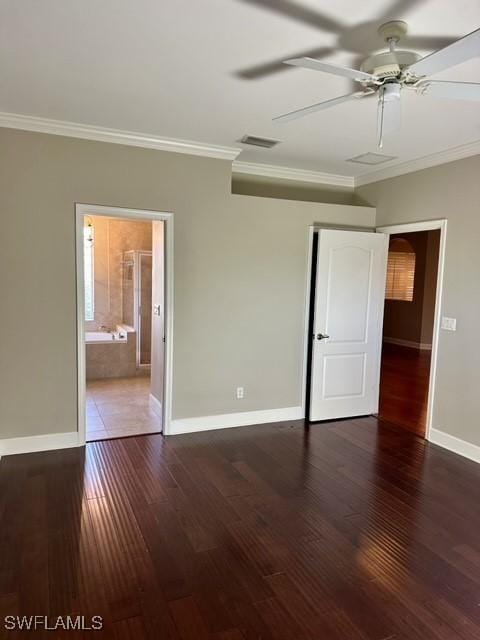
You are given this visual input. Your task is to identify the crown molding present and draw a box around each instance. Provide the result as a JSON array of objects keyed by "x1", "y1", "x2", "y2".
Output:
[
  {"x1": 1, "y1": 111, "x2": 477, "y2": 184},
  {"x1": 354, "y1": 140, "x2": 480, "y2": 187},
  {"x1": 0, "y1": 112, "x2": 242, "y2": 161},
  {"x1": 232, "y1": 160, "x2": 355, "y2": 188}
]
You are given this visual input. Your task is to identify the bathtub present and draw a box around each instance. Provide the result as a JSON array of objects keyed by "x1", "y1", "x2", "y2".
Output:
[
  {"x1": 85, "y1": 325, "x2": 137, "y2": 380},
  {"x1": 85, "y1": 326, "x2": 129, "y2": 344}
]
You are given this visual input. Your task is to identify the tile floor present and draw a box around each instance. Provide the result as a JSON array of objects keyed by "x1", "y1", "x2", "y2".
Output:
[{"x1": 86, "y1": 376, "x2": 162, "y2": 441}]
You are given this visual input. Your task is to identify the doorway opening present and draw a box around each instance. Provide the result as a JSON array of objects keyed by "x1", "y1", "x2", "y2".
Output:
[
  {"x1": 76, "y1": 204, "x2": 173, "y2": 444},
  {"x1": 303, "y1": 220, "x2": 446, "y2": 441},
  {"x1": 378, "y1": 228, "x2": 441, "y2": 437}
]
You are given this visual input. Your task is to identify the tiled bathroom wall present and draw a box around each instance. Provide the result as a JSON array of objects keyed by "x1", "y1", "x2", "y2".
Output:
[{"x1": 86, "y1": 216, "x2": 152, "y2": 330}]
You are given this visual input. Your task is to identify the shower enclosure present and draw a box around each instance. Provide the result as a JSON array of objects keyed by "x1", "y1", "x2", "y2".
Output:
[{"x1": 122, "y1": 250, "x2": 152, "y2": 367}]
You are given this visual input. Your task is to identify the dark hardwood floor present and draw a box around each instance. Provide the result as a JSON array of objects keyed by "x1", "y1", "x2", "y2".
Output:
[
  {"x1": 2, "y1": 418, "x2": 480, "y2": 639},
  {"x1": 379, "y1": 342, "x2": 432, "y2": 437}
]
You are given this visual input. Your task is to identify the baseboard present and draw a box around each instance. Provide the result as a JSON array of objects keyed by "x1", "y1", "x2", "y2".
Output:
[
  {"x1": 0, "y1": 431, "x2": 80, "y2": 459},
  {"x1": 149, "y1": 393, "x2": 163, "y2": 416},
  {"x1": 383, "y1": 337, "x2": 432, "y2": 350},
  {"x1": 429, "y1": 428, "x2": 480, "y2": 464},
  {"x1": 169, "y1": 406, "x2": 304, "y2": 435}
]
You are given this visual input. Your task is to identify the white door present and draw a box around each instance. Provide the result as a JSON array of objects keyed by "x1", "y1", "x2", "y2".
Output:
[{"x1": 309, "y1": 229, "x2": 388, "y2": 421}]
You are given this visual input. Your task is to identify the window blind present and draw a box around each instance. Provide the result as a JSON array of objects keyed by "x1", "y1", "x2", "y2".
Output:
[{"x1": 385, "y1": 251, "x2": 415, "y2": 301}]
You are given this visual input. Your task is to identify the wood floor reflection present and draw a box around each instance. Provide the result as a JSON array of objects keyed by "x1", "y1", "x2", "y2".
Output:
[
  {"x1": 1, "y1": 417, "x2": 479, "y2": 639},
  {"x1": 379, "y1": 342, "x2": 431, "y2": 437}
]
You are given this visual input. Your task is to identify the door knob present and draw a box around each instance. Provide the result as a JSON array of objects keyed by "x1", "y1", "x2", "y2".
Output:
[{"x1": 316, "y1": 333, "x2": 330, "y2": 340}]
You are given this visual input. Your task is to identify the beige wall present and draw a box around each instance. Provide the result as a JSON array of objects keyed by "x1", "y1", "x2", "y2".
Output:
[
  {"x1": 357, "y1": 155, "x2": 480, "y2": 447},
  {"x1": 0, "y1": 126, "x2": 477, "y2": 450},
  {"x1": 232, "y1": 174, "x2": 356, "y2": 205},
  {"x1": 0, "y1": 128, "x2": 375, "y2": 440}
]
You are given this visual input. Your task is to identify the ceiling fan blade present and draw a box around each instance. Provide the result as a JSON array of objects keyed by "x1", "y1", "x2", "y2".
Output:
[
  {"x1": 377, "y1": 85, "x2": 401, "y2": 148},
  {"x1": 273, "y1": 91, "x2": 367, "y2": 123},
  {"x1": 417, "y1": 80, "x2": 480, "y2": 101},
  {"x1": 405, "y1": 35, "x2": 460, "y2": 51},
  {"x1": 285, "y1": 57, "x2": 378, "y2": 83},
  {"x1": 378, "y1": 0, "x2": 428, "y2": 24},
  {"x1": 236, "y1": 47, "x2": 334, "y2": 80},
  {"x1": 407, "y1": 27, "x2": 480, "y2": 77},
  {"x1": 236, "y1": 0, "x2": 345, "y2": 34}
]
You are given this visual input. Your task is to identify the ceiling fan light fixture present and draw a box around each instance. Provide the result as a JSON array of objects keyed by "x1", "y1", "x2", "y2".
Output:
[{"x1": 380, "y1": 83, "x2": 401, "y2": 103}]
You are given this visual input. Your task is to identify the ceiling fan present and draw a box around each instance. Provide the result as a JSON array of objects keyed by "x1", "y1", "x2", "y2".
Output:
[{"x1": 273, "y1": 22, "x2": 480, "y2": 147}]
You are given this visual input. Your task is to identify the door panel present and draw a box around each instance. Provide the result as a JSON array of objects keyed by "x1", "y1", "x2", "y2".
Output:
[
  {"x1": 309, "y1": 229, "x2": 387, "y2": 421},
  {"x1": 323, "y1": 353, "x2": 366, "y2": 399},
  {"x1": 326, "y1": 246, "x2": 372, "y2": 343}
]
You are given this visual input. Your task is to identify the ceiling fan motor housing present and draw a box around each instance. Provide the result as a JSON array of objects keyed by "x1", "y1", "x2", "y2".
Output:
[{"x1": 360, "y1": 50, "x2": 421, "y2": 81}]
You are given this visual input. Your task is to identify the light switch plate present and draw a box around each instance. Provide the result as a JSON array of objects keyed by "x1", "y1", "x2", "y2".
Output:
[{"x1": 441, "y1": 316, "x2": 457, "y2": 331}]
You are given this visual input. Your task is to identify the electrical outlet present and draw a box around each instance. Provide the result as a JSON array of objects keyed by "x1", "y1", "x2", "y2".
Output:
[
  {"x1": 236, "y1": 387, "x2": 244, "y2": 399},
  {"x1": 441, "y1": 316, "x2": 457, "y2": 331}
]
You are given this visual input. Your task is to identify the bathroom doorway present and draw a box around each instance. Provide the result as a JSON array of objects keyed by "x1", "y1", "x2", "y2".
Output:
[{"x1": 76, "y1": 205, "x2": 173, "y2": 443}]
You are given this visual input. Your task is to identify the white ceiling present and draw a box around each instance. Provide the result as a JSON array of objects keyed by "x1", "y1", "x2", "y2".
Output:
[{"x1": 1, "y1": 0, "x2": 479, "y2": 178}]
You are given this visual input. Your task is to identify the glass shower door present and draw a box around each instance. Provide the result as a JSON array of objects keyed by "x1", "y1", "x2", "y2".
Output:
[
  {"x1": 122, "y1": 251, "x2": 135, "y2": 328},
  {"x1": 138, "y1": 253, "x2": 152, "y2": 366}
]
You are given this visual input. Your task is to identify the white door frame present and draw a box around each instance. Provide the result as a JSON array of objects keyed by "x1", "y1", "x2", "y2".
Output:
[
  {"x1": 75, "y1": 203, "x2": 174, "y2": 444},
  {"x1": 376, "y1": 219, "x2": 448, "y2": 441}
]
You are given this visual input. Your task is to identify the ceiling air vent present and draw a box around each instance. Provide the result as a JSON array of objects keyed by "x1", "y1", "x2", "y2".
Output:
[
  {"x1": 240, "y1": 135, "x2": 281, "y2": 149},
  {"x1": 347, "y1": 152, "x2": 397, "y2": 165}
]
